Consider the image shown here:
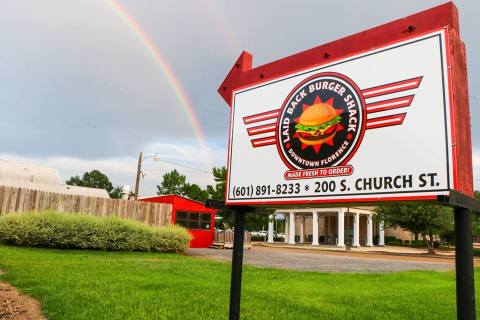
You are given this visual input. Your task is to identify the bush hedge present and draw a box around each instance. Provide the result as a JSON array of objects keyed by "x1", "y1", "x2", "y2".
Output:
[
  {"x1": 251, "y1": 235, "x2": 284, "y2": 242},
  {"x1": 251, "y1": 235, "x2": 267, "y2": 242},
  {"x1": 385, "y1": 237, "x2": 444, "y2": 249},
  {"x1": 410, "y1": 240, "x2": 427, "y2": 248},
  {"x1": 474, "y1": 248, "x2": 480, "y2": 257},
  {"x1": 386, "y1": 240, "x2": 403, "y2": 246},
  {"x1": 384, "y1": 236, "x2": 398, "y2": 243},
  {"x1": 0, "y1": 211, "x2": 191, "y2": 252}
]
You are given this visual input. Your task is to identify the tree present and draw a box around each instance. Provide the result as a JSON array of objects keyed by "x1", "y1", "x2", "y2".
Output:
[
  {"x1": 375, "y1": 204, "x2": 453, "y2": 254},
  {"x1": 157, "y1": 170, "x2": 186, "y2": 195},
  {"x1": 109, "y1": 186, "x2": 123, "y2": 199},
  {"x1": 182, "y1": 183, "x2": 209, "y2": 202},
  {"x1": 156, "y1": 170, "x2": 209, "y2": 202},
  {"x1": 66, "y1": 175, "x2": 82, "y2": 186},
  {"x1": 206, "y1": 167, "x2": 233, "y2": 228},
  {"x1": 206, "y1": 167, "x2": 227, "y2": 200},
  {"x1": 206, "y1": 166, "x2": 269, "y2": 231},
  {"x1": 471, "y1": 190, "x2": 480, "y2": 237},
  {"x1": 66, "y1": 170, "x2": 120, "y2": 199}
]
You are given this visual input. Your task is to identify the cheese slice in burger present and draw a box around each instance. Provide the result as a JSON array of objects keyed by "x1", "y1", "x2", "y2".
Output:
[{"x1": 294, "y1": 102, "x2": 341, "y2": 145}]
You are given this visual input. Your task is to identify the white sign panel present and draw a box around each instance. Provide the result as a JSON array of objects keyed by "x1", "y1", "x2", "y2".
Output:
[{"x1": 226, "y1": 29, "x2": 453, "y2": 205}]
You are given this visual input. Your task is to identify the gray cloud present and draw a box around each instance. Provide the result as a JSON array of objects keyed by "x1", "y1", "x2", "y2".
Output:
[{"x1": 0, "y1": 0, "x2": 478, "y2": 190}]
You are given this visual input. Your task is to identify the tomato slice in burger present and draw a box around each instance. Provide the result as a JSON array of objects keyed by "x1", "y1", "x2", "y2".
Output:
[{"x1": 324, "y1": 124, "x2": 337, "y2": 135}]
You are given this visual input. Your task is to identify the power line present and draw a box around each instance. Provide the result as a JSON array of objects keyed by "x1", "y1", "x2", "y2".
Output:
[
  {"x1": 143, "y1": 167, "x2": 210, "y2": 174},
  {"x1": 150, "y1": 159, "x2": 213, "y2": 174}
]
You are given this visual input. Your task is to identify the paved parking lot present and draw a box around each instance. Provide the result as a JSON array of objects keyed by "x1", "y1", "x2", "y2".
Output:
[{"x1": 186, "y1": 246, "x2": 454, "y2": 272}]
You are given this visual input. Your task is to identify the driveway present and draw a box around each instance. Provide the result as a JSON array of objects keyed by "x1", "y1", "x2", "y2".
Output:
[{"x1": 186, "y1": 246, "x2": 454, "y2": 272}]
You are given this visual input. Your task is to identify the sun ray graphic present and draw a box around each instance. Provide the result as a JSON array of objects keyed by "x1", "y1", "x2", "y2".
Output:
[{"x1": 293, "y1": 96, "x2": 344, "y2": 154}]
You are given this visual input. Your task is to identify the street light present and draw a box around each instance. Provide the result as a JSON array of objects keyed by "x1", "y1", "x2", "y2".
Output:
[{"x1": 134, "y1": 152, "x2": 159, "y2": 200}]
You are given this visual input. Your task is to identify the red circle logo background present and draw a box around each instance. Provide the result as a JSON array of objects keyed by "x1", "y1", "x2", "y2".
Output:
[{"x1": 275, "y1": 72, "x2": 367, "y2": 170}]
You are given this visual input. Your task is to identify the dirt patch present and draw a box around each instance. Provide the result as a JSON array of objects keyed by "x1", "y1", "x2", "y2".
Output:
[{"x1": 0, "y1": 279, "x2": 46, "y2": 320}]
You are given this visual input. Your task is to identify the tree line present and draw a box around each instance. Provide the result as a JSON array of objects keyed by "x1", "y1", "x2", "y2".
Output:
[
  {"x1": 67, "y1": 169, "x2": 480, "y2": 252},
  {"x1": 375, "y1": 190, "x2": 480, "y2": 254},
  {"x1": 66, "y1": 167, "x2": 269, "y2": 230}
]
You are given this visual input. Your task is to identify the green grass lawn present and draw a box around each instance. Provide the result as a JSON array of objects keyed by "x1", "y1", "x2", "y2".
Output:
[{"x1": 0, "y1": 245, "x2": 475, "y2": 319}]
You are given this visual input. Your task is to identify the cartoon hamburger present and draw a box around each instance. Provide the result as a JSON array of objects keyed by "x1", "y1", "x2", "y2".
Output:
[{"x1": 294, "y1": 100, "x2": 342, "y2": 145}]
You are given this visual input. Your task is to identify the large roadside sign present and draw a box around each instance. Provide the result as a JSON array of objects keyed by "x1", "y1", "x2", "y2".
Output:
[
  {"x1": 219, "y1": 2, "x2": 473, "y2": 206},
  {"x1": 217, "y1": 4, "x2": 479, "y2": 320}
]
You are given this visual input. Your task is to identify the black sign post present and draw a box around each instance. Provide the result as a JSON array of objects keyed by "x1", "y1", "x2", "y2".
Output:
[
  {"x1": 229, "y1": 207, "x2": 247, "y2": 320},
  {"x1": 206, "y1": 200, "x2": 253, "y2": 320},
  {"x1": 454, "y1": 205, "x2": 475, "y2": 319},
  {"x1": 439, "y1": 190, "x2": 480, "y2": 320}
]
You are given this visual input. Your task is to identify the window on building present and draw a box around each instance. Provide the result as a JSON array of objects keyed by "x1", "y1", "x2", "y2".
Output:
[
  {"x1": 188, "y1": 213, "x2": 200, "y2": 229},
  {"x1": 175, "y1": 211, "x2": 211, "y2": 230},
  {"x1": 175, "y1": 211, "x2": 187, "y2": 228},
  {"x1": 200, "y1": 214, "x2": 211, "y2": 230}
]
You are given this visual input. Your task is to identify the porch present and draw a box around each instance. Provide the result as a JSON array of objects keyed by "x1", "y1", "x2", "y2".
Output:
[{"x1": 268, "y1": 208, "x2": 385, "y2": 247}]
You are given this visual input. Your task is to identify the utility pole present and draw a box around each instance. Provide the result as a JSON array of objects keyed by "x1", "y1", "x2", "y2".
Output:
[
  {"x1": 134, "y1": 151, "x2": 143, "y2": 200},
  {"x1": 133, "y1": 152, "x2": 159, "y2": 200}
]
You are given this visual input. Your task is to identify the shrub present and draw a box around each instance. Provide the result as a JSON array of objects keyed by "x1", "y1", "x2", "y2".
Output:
[
  {"x1": 386, "y1": 240, "x2": 403, "y2": 246},
  {"x1": 410, "y1": 240, "x2": 427, "y2": 248},
  {"x1": 385, "y1": 236, "x2": 398, "y2": 243},
  {"x1": 474, "y1": 248, "x2": 480, "y2": 257},
  {"x1": 251, "y1": 235, "x2": 267, "y2": 242},
  {"x1": 0, "y1": 211, "x2": 191, "y2": 253},
  {"x1": 250, "y1": 235, "x2": 283, "y2": 242}
]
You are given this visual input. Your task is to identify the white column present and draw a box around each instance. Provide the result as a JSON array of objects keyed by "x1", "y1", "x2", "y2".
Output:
[
  {"x1": 366, "y1": 214, "x2": 373, "y2": 246},
  {"x1": 379, "y1": 221, "x2": 385, "y2": 246},
  {"x1": 312, "y1": 211, "x2": 319, "y2": 246},
  {"x1": 284, "y1": 214, "x2": 289, "y2": 244},
  {"x1": 299, "y1": 215, "x2": 304, "y2": 243},
  {"x1": 337, "y1": 209, "x2": 345, "y2": 247},
  {"x1": 288, "y1": 211, "x2": 296, "y2": 245},
  {"x1": 353, "y1": 212, "x2": 360, "y2": 247},
  {"x1": 267, "y1": 214, "x2": 274, "y2": 243}
]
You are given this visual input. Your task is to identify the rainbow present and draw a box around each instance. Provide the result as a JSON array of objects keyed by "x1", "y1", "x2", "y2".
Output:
[
  {"x1": 202, "y1": 0, "x2": 240, "y2": 56},
  {"x1": 107, "y1": 0, "x2": 213, "y2": 168}
]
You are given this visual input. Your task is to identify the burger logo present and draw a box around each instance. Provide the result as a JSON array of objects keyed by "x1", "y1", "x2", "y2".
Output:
[
  {"x1": 294, "y1": 98, "x2": 342, "y2": 148},
  {"x1": 276, "y1": 72, "x2": 366, "y2": 170},
  {"x1": 243, "y1": 72, "x2": 423, "y2": 178}
]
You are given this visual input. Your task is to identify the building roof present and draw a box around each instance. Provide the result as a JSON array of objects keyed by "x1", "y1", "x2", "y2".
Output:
[
  {"x1": 140, "y1": 194, "x2": 216, "y2": 213},
  {"x1": 140, "y1": 194, "x2": 205, "y2": 205},
  {"x1": 0, "y1": 160, "x2": 109, "y2": 198},
  {"x1": 59, "y1": 185, "x2": 110, "y2": 198},
  {"x1": 0, "y1": 159, "x2": 61, "y2": 189}
]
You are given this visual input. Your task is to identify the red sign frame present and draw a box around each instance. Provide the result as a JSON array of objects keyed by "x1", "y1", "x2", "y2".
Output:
[{"x1": 219, "y1": 2, "x2": 473, "y2": 205}]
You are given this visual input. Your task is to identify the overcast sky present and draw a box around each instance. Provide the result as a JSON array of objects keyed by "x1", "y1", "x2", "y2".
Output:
[{"x1": 0, "y1": 0, "x2": 478, "y2": 195}]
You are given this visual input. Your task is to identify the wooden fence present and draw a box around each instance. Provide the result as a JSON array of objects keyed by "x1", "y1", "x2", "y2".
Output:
[{"x1": 0, "y1": 186, "x2": 172, "y2": 227}]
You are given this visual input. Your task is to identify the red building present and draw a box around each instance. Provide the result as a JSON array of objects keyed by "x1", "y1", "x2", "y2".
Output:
[{"x1": 140, "y1": 195, "x2": 216, "y2": 248}]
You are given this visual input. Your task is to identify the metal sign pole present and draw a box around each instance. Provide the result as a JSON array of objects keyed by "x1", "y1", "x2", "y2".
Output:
[
  {"x1": 454, "y1": 205, "x2": 476, "y2": 320},
  {"x1": 229, "y1": 207, "x2": 246, "y2": 320},
  {"x1": 205, "y1": 200, "x2": 265, "y2": 320},
  {"x1": 439, "y1": 191, "x2": 480, "y2": 320}
]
